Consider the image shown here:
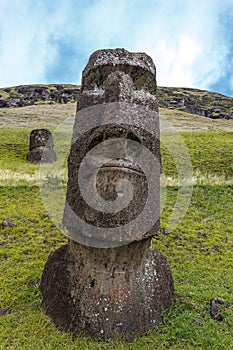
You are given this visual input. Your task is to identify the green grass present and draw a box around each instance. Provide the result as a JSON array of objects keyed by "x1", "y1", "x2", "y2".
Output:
[
  {"x1": 0, "y1": 185, "x2": 233, "y2": 349},
  {"x1": 0, "y1": 129, "x2": 34, "y2": 173},
  {"x1": 0, "y1": 121, "x2": 233, "y2": 348},
  {"x1": 161, "y1": 130, "x2": 233, "y2": 179},
  {"x1": 1, "y1": 128, "x2": 232, "y2": 183}
]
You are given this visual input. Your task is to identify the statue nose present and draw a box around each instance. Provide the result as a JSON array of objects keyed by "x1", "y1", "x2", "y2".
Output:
[{"x1": 104, "y1": 71, "x2": 133, "y2": 103}]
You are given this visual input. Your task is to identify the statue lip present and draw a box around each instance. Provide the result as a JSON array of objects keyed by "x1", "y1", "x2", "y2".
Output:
[{"x1": 99, "y1": 159, "x2": 144, "y2": 176}]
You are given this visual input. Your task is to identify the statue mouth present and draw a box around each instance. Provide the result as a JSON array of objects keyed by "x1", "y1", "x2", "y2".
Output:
[{"x1": 99, "y1": 159, "x2": 144, "y2": 176}]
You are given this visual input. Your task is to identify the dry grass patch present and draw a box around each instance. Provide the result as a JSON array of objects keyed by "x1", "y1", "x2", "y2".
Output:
[
  {"x1": 160, "y1": 108, "x2": 233, "y2": 131},
  {"x1": 0, "y1": 102, "x2": 76, "y2": 129}
]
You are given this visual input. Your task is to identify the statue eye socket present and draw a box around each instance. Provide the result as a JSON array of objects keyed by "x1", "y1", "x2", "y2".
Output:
[
  {"x1": 103, "y1": 128, "x2": 127, "y2": 140},
  {"x1": 89, "y1": 133, "x2": 104, "y2": 150},
  {"x1": 127, "y1": 132, "x2": 141, "y2": 143},
  {"x1": 89, "y1": 129, "x2": 141, "y2": 153}
]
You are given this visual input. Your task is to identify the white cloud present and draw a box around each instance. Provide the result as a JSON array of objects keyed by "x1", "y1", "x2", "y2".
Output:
[
  {"x1": 133, "y1": 0, "x2": 232, "y2": 90},
  {"x1": 0, "y1": 0, "x2": 233, "y2": 95},
  {"x1": 0, "y1": 0, "x2": 70, "y2": 86},
  {"x1": 0, "y1": 1, "x2": 48, "y2": 86}
]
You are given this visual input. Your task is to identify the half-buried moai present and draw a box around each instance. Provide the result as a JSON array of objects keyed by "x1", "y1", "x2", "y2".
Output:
[
  {"x1": 40, "y1": 48, "x2": 174, "y2": 340},
  {"x1": 26, "y1": 128, "x2": 57, "y2": 164}
]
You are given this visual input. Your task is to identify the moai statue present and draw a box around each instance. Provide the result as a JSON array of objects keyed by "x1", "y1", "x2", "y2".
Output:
[
  {"x1": 26, "y1": 128, "x2": 57, "y2": 164},
  {"x1": 40, "y1": 48, "x2": 174, "y2": 340}
]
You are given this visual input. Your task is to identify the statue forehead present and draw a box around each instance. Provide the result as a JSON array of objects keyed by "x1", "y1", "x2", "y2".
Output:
[
  {"x1": 83, "y1": 48, "x2": 156, "y2": 76},
  {"x1": 81, "y1": 48, "x2": 157, "y2": 94}
]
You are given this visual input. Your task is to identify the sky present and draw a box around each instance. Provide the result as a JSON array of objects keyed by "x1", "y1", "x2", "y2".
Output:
[{"x1": 0, "y1": 0, "x2": 233, "y2": 96}]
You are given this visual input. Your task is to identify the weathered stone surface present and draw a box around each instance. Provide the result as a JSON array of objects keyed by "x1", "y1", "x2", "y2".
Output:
[
  {"x1": 64, "y1": 49, "x2": 160, "y2": 247},
  {"x1": 41, "y1": 240, "x2": 173, "y2": 340},
  {"x1": 26, "y1": 129, "x2": 56, "y2": 164},
  {"x1": 40, "y1": 48, "x2": 174, "y2": 340},
  {"x1": 81, "y1": 48, "x2": 157, "y2": 95}
]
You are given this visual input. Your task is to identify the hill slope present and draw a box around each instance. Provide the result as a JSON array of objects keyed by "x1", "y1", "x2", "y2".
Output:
[{"x1": 0, "y1": 84, "x2": 232, "y2": 121}]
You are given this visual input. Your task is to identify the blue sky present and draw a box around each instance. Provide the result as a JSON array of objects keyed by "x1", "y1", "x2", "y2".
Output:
[{"x1": 0, "y1": 0, "x2": 233, "y2": 96}]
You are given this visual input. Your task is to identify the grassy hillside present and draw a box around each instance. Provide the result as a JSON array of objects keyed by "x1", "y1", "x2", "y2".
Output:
[
  {"x1": 0, "y1": 88, "x2": 233, "y2": 349},
  {"x1": 0, "y1": 83, "x2": 233, "y2": 120}
]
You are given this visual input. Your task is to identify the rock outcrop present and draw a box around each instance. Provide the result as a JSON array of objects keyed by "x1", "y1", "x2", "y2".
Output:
[
  {"x1": 0, "y1": 84, "x2": 80, "y2": 107},
  {"x1": 156, "y1": 86, "x2": 233, "y2": 120}
]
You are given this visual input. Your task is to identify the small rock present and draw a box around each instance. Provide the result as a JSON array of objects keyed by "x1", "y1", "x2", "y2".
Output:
[
  {"x1": 195, "y1": 317, "x2": 202, "y2": 326},
  {"x1": 0, "y1": 309, "x2": 11, "y2": 316},
  {"x1": 2, "y1": 220, "x2": 15, "y2": 228},
  {"x1": 27, "y1": 278, "x2": 41, "y2": 287},
  {"x1": 210, "y1": 297, "x2": 228, "y2": 321}
]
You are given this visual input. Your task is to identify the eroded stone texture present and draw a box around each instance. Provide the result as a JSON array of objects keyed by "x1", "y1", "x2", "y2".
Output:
[
  {"x1": 40, "y1": 48, "x2": 174, "y2": 340},
  {"x1": 41, "y1": 240, "x2": 173, "y2": 340},
  {"x1": 26, "y1": 129, "x2": 57, "y2": 164}
]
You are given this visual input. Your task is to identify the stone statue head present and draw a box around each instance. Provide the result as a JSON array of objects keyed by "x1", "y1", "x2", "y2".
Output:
[
  {"x1": 26, "y1": 128, "x2": 56, "y2": 164},
  {"x1": 63, "y1": 48, "x2": 161, "y2": 248}
]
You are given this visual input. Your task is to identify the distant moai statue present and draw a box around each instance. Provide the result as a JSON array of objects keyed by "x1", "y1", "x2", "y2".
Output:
[
  {"x1": 40, "y1": 48, "x2": 174, "y2": 340},
  {"x1": 26, "y1": 129, "x2": 56, "y2": 164}
]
